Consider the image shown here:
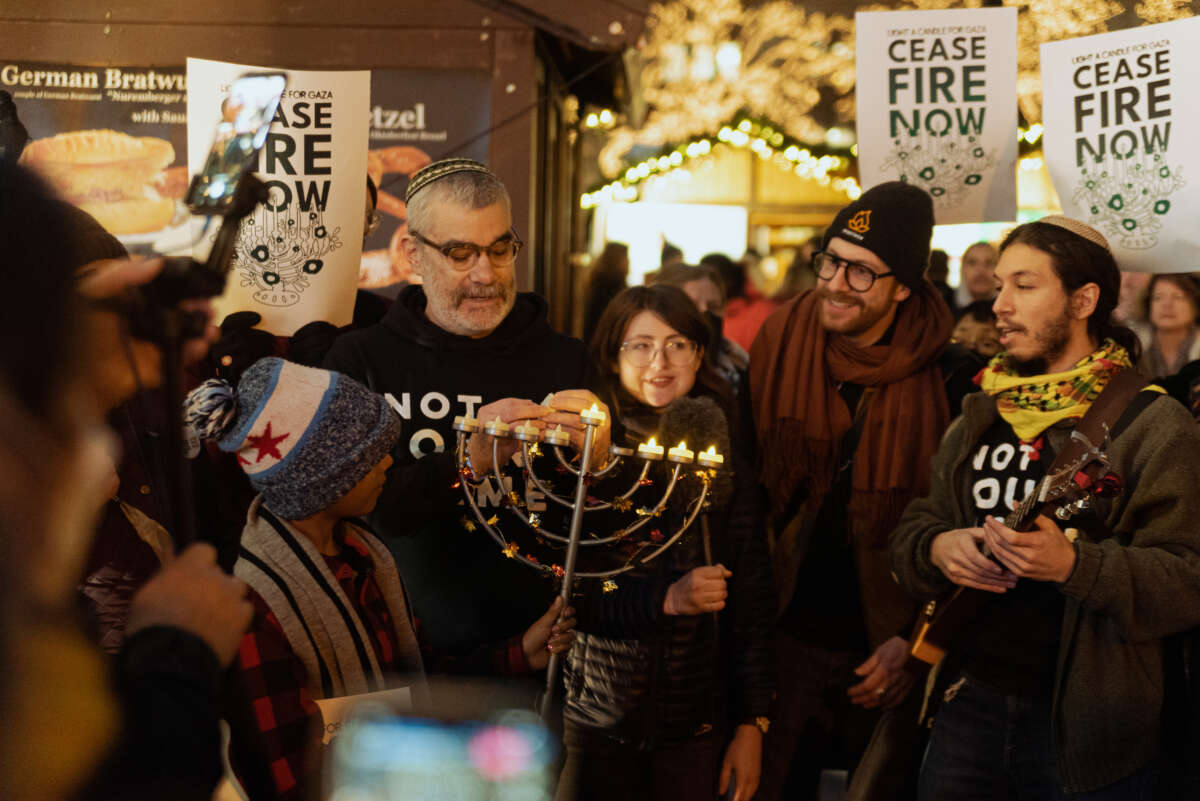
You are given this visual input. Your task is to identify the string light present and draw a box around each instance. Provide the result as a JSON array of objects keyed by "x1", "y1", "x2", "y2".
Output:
[
  {"x1": 585, "y1": 108, "x2": 618, "y2": 130},
  {"x1": 581, "y1": 116, "x2": 860, "y2": 209}
]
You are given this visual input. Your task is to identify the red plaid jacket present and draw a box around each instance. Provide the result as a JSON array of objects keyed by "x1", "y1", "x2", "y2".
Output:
[{"x1": 227, "y1": 532, "x2": 531, "y2": 800}]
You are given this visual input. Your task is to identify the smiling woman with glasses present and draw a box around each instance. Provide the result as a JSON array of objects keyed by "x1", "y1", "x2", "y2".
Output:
[
  {"x1": 410, "y1": 229, "x2": 523, "y2": 269},
  {"x1": 557, "y1": 284, "x2": 774, "y2": 801}
]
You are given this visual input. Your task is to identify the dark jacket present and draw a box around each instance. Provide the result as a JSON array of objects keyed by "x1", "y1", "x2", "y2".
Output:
[
  {"x1": 890, "y1": 389, "x2": 1200, "y2": 793},
  {"x1": 79, "y1": 626, "x2": 224, "y2": 801},
  {"x1": 323, "y1": 286, "x2": 596, "y2": 661},
  {"x1": 562, "y1": 440, "x2": 774, "y2": 748}
]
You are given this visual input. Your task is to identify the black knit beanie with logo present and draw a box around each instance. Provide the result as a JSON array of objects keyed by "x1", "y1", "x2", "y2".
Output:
[{"x1": 822, "y1": 181, "x2": 934, "y2": 289}]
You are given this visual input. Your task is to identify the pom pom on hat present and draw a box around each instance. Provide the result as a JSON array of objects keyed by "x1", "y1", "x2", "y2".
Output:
[{"x1": 184, "y1": 379, "x2": 239, "y2": 443}]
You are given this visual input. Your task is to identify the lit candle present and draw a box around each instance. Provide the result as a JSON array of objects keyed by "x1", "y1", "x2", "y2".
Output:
[
  {"x1": 637, "y1": 437, "x2": 665, "y2": 461},
  {"x1": 579, "y1": 403, "x2": 606, "y2": 427},
  {"x1": 542, "y1": 425, "x2": 570, "y2": 447},
  {"x1": 483, "y1": 416, "x2": 510, "y2": 437},
  {"x1": 453, "y1": 415, "x2": 480, "y2": 433},
  {"x1": 697, "y1": 445, "x2": 724, "y2": 469},
  {"x1": 512, "y1": 422, "x2": 541, "y2": 442},
  {"x1": 667, "y1": 440, "x2": 695, "y2": 464}
]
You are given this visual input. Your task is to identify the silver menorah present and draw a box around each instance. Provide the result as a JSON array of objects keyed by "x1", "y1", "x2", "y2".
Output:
[{"x1": 451, "y1": 406, "x2": 726, "y2": 720}]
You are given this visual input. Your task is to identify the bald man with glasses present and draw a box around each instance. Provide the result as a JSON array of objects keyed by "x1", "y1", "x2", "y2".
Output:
[
  {"x1": 748, "y1": 182, "x2": 956, "y2": 801},
  {"x1": 325, "y1": 159, "x2": 608, "y2": 685}
]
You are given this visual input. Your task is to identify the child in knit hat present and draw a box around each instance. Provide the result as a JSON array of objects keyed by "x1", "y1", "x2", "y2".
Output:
[{"x1": 186, "y1": 357, "x2": 574, "y2": 800}]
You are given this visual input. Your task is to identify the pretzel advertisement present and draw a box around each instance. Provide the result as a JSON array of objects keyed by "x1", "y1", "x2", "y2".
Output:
[{"x1": 360, "y1": 69, "x2": 491, "y2": 291}]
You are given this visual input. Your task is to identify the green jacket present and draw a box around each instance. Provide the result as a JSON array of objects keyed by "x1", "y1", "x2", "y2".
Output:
[{"x1": 889, "y1": 389, "x2": 1200, "y2": 793}]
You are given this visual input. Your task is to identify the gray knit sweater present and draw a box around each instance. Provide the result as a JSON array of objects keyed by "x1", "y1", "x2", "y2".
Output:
[{"x1": 890, "y1": 390, "x2": 1200, "y2": 793}]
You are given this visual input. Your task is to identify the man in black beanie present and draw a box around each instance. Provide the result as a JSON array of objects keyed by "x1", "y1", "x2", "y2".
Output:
[{"x1": 749, "y1": 182, "x2": 954, "y2": 800}]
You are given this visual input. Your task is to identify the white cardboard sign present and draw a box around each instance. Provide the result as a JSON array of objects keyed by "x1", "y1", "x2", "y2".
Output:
[
  {"x1": 187, "y1": 58, "x2": 370, "y2": 334},
  {"x1": 856, "y1": 8, "x2": 1018, "y2": 224},
  {"x1": 1041, "y1": 18, "x2": 1200, "y2": 272}
]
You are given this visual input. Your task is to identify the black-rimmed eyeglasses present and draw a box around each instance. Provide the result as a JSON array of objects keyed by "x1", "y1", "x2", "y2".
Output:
[
  {"x1": 813, "y1": 251, "x2": 895, "y2": 293},
  {"x1": 411, "y1": 229, "x2": 523, "y2": 269}
]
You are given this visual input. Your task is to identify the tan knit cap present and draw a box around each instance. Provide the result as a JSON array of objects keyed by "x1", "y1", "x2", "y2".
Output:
[{"x1": 1036, "y1": 214, "x2": 1111, "y2": 253}]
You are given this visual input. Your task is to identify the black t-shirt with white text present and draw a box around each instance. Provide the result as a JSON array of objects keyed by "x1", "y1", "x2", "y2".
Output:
[{"x1": 959, "y1": 417, "x2": 1065, "y2": 696}]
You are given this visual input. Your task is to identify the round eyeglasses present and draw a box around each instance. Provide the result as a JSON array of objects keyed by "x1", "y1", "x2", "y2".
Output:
[
  {"x1": 814, "y1": 251, "x2": 895, "y2": 293},
  {"x1": 619, "y1": 338, "x2": 699, "y2": 367},
  {"x1": 411, "y1": 229, "x2": 523, "y2": 270}
]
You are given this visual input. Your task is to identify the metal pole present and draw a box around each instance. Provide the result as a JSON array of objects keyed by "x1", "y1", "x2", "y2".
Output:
[{"x1": 539, "y1": 420, "x2": 596, "y2": 720}]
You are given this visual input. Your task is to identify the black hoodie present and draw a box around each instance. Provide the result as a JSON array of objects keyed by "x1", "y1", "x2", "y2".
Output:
[{"x1": 324, "y1": 285, "x2": 597, "y2": 662}]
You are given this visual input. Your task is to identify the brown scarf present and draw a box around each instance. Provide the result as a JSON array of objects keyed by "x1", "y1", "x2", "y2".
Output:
[{"x1": 750, "y1": 282, "x2": 952, "y2": 545}]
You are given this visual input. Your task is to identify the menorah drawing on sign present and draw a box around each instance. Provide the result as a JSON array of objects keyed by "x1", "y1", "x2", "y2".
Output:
[{"x1": 451, "y1": 404, "x2": 725, "y2": 720}]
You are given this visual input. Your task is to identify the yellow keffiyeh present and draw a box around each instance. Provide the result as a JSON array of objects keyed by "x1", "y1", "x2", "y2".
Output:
[{"x1": 978, "y1": 339, "x2": 1160, "y2": 442}]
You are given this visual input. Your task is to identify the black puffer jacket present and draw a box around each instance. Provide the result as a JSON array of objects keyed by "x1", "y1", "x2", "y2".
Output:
[{"x1": 561, "y1": 443, "x2": 774, "y2": 748}]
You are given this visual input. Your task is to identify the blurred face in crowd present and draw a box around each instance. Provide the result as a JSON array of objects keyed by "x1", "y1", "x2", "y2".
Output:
[
  {"x1": 405, "y1": 199, "x2": 517, "y2": 338},
  {"x1": 961, "y1": 243, "x2": 999, "y2": 301},
  {"x1": 993, "y1": 242, "x2": 1097, "y2": 376},
  {"x1": 816, "y1": 236, "x2": 911, "y2": 345},
  {"x1": 616, "y1": 311, "x2": 702, "y2": 408},
  {"x1": 1115, "y1": 270, "x2": 1150, "y2": 324},
  {"x1": 1149, "y1": 276, "x2": 1198, "y2": 335},
  {"x1": 952, "y1": 315, "x2": 1003, "y2": 359},
  {"x1": 681, "y1": 277, "x2": 724, "y2": 316}
]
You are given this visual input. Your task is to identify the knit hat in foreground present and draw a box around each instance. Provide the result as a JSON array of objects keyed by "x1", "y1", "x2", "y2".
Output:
[
  {"x1": 823, "y1": 181, "x2": 934, "y2": 289},
  {"x1": 1035, "y1": 214, "x2": 1112, "y2": 253},
  {"x1": 185, "y1": 357, "x2": 400, "y2": 520},
  {"x1": 405, "y1": 158, "x2": 496, "y2": 204}
]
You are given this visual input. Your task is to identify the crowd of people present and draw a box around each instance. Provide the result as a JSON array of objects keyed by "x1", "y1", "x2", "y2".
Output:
[{"x1": 5, "y1": 124, "x2": 1200, "y2": 801}]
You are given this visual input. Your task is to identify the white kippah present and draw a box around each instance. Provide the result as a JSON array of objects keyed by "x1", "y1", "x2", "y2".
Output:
[{"x1": 1037, "y1": 215, "x2": 1111, "y2": 253}]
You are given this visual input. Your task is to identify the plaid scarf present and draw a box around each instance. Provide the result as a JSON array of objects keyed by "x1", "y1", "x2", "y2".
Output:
[{"x1": 978, "y1": 339, "x2": 1133, "y2": 442}]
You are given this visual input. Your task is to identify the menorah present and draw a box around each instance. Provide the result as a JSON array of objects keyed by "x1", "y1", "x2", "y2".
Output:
[{"x1": 451, "y1": 404, "x2": 726, "y2": 719}]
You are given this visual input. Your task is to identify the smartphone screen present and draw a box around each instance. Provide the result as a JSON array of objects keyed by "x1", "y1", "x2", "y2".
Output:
[
  {"x1": 186, "y1": 71, "x2": 286, "y2": 214},
  {"x1": 327, "y1": 710, "x2": 557, "y2": 801}
]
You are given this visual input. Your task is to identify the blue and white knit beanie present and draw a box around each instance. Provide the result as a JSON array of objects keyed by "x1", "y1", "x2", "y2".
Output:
[{"x1": 184, "y1": 357, "x2": 401, "y2": 520}]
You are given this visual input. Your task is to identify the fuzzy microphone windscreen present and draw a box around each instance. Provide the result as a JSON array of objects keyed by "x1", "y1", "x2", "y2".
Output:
[{"x1": 655, "y1": 395, "x2": 734, "y2": 512}]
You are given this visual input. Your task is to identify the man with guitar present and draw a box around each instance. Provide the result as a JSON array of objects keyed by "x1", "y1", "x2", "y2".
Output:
[
  {"x1": 890, "y1": 216, "x2": 1200, "y2": 800},
  {"x1": 750, "y1": 182, "x2": 955, "y2": 799}
]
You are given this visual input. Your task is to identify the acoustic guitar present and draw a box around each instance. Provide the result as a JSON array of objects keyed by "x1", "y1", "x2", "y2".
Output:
[{"x1": 907, "y1": 430, "x2": 1118, "y2": 666}]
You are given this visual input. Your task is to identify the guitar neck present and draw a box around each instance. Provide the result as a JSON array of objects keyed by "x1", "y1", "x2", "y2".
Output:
[{"x1": 1004, "y1": 477, "x2": 1045, "y2": 532}]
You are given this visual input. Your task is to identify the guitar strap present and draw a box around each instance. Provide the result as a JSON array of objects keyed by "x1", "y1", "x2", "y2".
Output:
[{"x1": 1034, "y1": 369, "x2": 1150, "y2": 522}]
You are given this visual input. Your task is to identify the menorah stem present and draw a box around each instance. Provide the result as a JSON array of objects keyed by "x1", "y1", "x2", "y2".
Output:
[{"x1": 539, "y1": 419, "x2": 598, "y2": 721}]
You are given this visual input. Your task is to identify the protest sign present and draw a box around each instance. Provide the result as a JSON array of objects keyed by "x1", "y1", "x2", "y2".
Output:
[
  {"x1": 856, "y1": 8, "x2": 1018, "y2": 223},
  {"x1": 188, "y1": 58, "x2": 369, "y2": 333},
  {"x1": 1042, "y1": 18, "x2": 1200, "y2": 271}
]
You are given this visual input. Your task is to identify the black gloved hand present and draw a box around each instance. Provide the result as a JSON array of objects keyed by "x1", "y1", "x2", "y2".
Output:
[
  {"x1": 287, "y1": 320, "x2": 340, "y2": 367},
  {"x1": 210, "y1": 311, "x2": 276, "y2": 383}
]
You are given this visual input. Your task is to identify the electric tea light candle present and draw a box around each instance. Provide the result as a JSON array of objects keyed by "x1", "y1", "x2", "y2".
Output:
[
  {"x1": 667, "y1": 441, "x2": 695, "y2": 464},
  {"x1": 637, "y1": 437, "x2": 665, "y2": 460}
]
